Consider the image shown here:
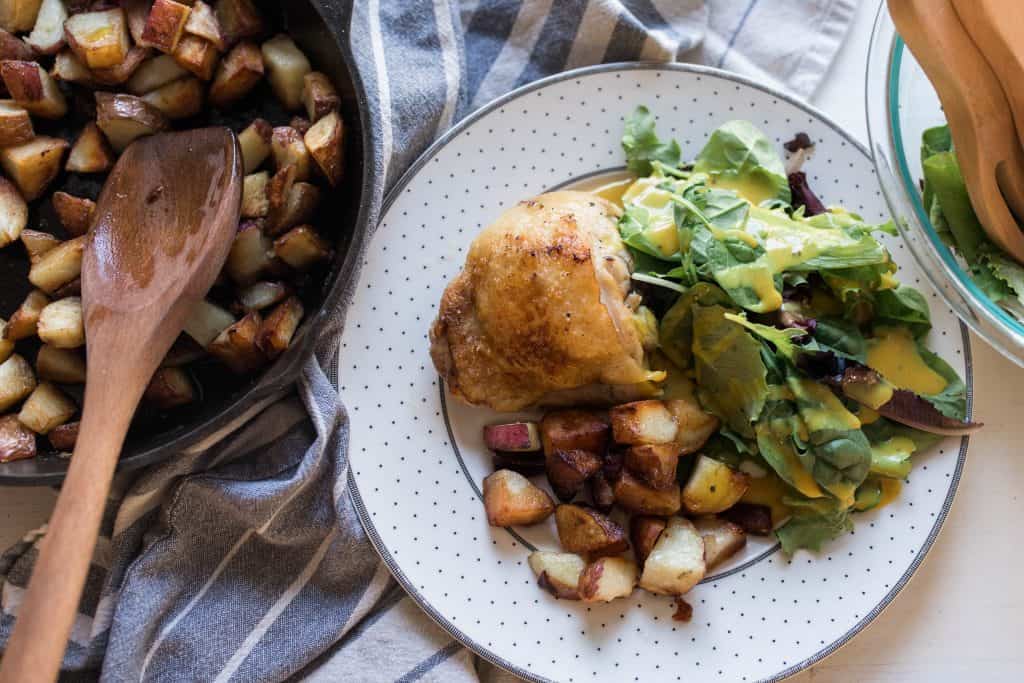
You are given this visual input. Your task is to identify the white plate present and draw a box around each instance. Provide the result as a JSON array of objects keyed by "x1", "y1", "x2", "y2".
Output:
[{"x1": 342, "y1": 64, "x2": 973, "y2": 683}]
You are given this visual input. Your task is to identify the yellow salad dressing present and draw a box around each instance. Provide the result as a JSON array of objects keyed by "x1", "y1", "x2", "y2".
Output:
[
  {"x1": 741, "y1": 472, "x2": 795, "y2": 527},
  {"x1": 867, "y1": 327, "x2": 948, "y2": 395}
]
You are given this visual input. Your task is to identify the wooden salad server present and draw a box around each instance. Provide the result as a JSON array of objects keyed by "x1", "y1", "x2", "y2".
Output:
[
  {"x1": 890, "y1": 0, "x2": 1024, "y2": 263},
  {"x1": 0, "y1": 129, "x2": 242, "y2": 683}
]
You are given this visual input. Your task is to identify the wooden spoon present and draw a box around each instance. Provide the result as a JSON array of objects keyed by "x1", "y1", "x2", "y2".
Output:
[
  {"x1": 0, "y1": 128, "x2": 242, "y2": 683},
  {"x1": 890, "y1": 0, "x2": 1024, "y2": 263}
]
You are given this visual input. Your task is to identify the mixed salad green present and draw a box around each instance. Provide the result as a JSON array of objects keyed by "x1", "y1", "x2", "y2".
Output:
[{"x1": 617, "y1": 108, "x2": 971, "y2": 554}]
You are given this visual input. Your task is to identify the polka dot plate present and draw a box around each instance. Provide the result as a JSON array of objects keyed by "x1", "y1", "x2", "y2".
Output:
[{"x1": 341, "y1": 64, "x2": 973, "y2": 683}]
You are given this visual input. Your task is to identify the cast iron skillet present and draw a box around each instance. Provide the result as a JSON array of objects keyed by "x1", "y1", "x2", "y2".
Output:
[{"x1": 0, "y1": 0, "x2": 375, "y2": 485}]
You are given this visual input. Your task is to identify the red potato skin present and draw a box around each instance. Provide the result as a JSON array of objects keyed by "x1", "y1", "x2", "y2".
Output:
[
  {"x1": 0, "y1": 415, "x2": 36, "y2": 463},
  {"x1": 577, "y1": 561, "x2": 604, "y2": 601},
  {"x1": 545, "y1": 448, "x2": 602, "y2": 502},
  {"x1": 540, "y1": 409, "x2": 609, "y2": 456},
  {"x1": 720, "y1": 503, "x2": 773, "y2": 536},
  {"x1": 142, "y1": 0, "x2": 193, "y2": 53},
  {"x1": 48, "y1": 421, "x2": 79, "y2": 451},
  {"x1": 0, "y1": 30, "x2": 35, "y2": 60},
  {"x1": 1, "y1": 61, "x2": 44, "y2": 101},
  {"x1": 630, "y1": 515, "x2": 666, "y2": 566},
  {"x1": 537, "y1": 571, "x2": 579, "y2": 600},
  {"x1": 483, "y1": 422, "x2": 539, "y2": 453}
]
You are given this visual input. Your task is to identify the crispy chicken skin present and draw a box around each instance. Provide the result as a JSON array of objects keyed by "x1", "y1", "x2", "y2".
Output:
[{"x1": 430, "y1": 191, "x2": 657, "y2": 411}]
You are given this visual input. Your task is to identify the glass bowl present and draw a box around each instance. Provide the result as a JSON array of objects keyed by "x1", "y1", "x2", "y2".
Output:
[{"x1": 866, "y1": 2, "x2": 1024, "y2": 366}]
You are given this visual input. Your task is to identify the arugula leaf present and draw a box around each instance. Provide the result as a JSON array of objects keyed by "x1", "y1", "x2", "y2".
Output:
[
  {"x1": 693, "y1": 120, "x2": 791, "y2": 204},
  {"x1": 723, "y1": 312, "x2": 806, "y2": 362},
  {"x1": 873, "y1": 286, "x2": 932, "y2": 338},
  {"x1": 622, "y1": 106, "x2": 682, "y2": 176},
  {"x1": 776, "y1": 495, "x2": 853, "y2": 554}
]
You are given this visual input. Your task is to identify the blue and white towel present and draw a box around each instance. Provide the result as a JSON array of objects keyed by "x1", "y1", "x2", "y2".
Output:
[{"x1": 0, "y1": 1, "x2": 858, "y2": 680}]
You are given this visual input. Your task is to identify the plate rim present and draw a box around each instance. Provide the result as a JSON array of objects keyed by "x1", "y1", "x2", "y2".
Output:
[{"x1": 347, "y1": 60, "x2": 974, "y2": 683}]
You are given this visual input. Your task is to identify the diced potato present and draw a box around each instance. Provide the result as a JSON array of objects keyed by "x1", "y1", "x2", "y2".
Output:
[
  {"x1": 52, "y1": 49, "x2": 96, "y2": 86},
  {"x1": 18, "y1": 381, "x2": 75, "y2": 434},
  {"x1": 0, "y1": 135, "x2": 67, "y2": 200},
  {"x1": 182, "y1": 299, "x2": 235, "y2": 347},
  {"x1": 240, "y1": 171, "x2": 268, "y2": 217},
  {"x1": 589, "y1": 472, "x2": 615, "y2": 512},
  {"x1": 141, "y1": 0, "x2": 191, "y2": 53},
  {"x1": 5, "y1": 289, "x2": 48, "y2": 340},
  {"x1": 126, "y1": 54, "x2": 190, "y2": 94},
  {"x1": 0, "y1": 176, "x2": 27, "y2": 249},
  {"x1": 483, "y1": 421, "x2": 540, "y2": 453},
  {"x1": 0, "y1": 414, "x2": 35, "y2": 462},
  {"x1": 184, "y1": 1, "x2": 223, "y2": 50},
  {"x1": 304, "y1": 110, "x2": 343, "y2": 186},
  {"x1": 47, "y1": 420, "x2": 77, "y2": 451},
  {"x1": 0, "y1": 0, "x2": 43, "y2": 33},
  {"x1": 578, "y1": 556, "x2": 637, "y2": 603},
  {"x1": 66, "y1": 122, "x2": 115, "y2": 174},
  {"x1": 28, "y1": 236, "x2": 83, "y2": 293},
  {"x1": 215, "y1": 0, "x2": 263, "y2": 48},
  {"x1": 37, "y1": 297, "x2": 84, "y2": 348},
  {"x1": 482, "y1": 469, "x2": 555, "y2": 527},
  {"x1": 261, "y1": 34, "x2": 310, "y2": 111},
  {"x1": 271, "y1": 126, "x2": 310, "y2": 181},
  {"x1": 90, "y1": 45, "x2": 149, "y2": 86},
  {"x1": 692, "y1": 515, "x2": 747, "y2": 571},
  {"x1": 173, "y1": 34, "x2": 217, "y2": 80},
  {"x1": 554, "y1": 503, "x2": 628, "y2": 556},
  {"x1": 257, "y1": 295, "x2": 302, "y2": 357},
  {"x1": 26, "y1": 0, "x2": 66, "y2": 54},
  {"x1": 630, "y1": 515, "x2": 666, "y2": 566},
  {"x1": 225, "y1": 220, "x2": 273, "y2": 284},
  {"x1": 36, "y1": 345, "x2": 85, "y2": 384},
  {"x1": 528, "y1": 551, "x2": 585, "y2": 601},
  {"x1": 681, "y1": 456, "x2": 751, "y2": 515},
  {"x1": 540, "y1": 409, "x2": 609, "y2": 456},
  {"x1": 267, "y1": 181, "x2": 319, "y2": 235},
  {"x1": 20, "y1": 230, "x2": 58, "y2": 262},
  {"x1": 610, "y1": 400, "x2": 678, "y2": 445},
  {"x1": 141, "y1": 75, "x2": 203, "y2": 119},
  {"x1": 238, "y1": 280, "x2": 289, "y2": 312},
  {"x1": 612, "y1": 471, "x2": 681, "y2": 516},
  {"x1": 0, "y1": 320, "x2": 11, "y2": 364},
  {"x1": 624, "y1": 443, "x2": 680, "y2": 490},
  {"x1": 52, "y1": 192, "x2": 95, "y2": 237},
  {"x1": 545, "y1": 448, "x2": 601, "y2": 502},
  {"x1": 0, "y1": 100, "x2": 33, "y2": 147},
  {"x1": 123, "y1": 0, "x2": 149, "y2": 44},
  {"x1": 207, "y1": 311, "x2": 264, "y2": 373},
  {"x1": 666, "y1": 398, "x2": 720, "y2": 455},
  {"x1": 0, "y1": 28, "x2": 33, "y2": 60},
  {"x1": 143, "y1": 366, "x2": 196, "y2": 409},
  {"x1": 265, "y1": 161, "x2": 294, "y2": 218},
  {"x1": 720, "y1": 503, "x2": 774, "y2": 536},
  {"x1": 302, "y1": 71, "x2": 339, "y2": 123},
  {"x1": 237, "y1": 117, "x2": 271, "y2": 173},
  {"x1": 0, "y1": 60, "x2": 67, "y2": 118},
  {"x1": 0, "y1": 354, "x2": 36, "y2": 411},
  {"x1": 273, "y1": 225, "x2": 330, "y2": 271},
  {"x1": 65, "y1": 8, "x2": 130, "y2": 69},
  {"x1": 639, "y1": 517, "x2": 706, "y2": 596},
  {"x1": 208, "y1": 40, "x2": 262, "y2": 108},
  {"x1": 95, "y1": 92, "x2": 169, "y2": 151}
]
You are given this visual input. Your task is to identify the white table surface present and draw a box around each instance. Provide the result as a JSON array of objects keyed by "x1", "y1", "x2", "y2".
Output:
[{"x1": 3, "y1": 2, "x2": 1024, "y2": 680}]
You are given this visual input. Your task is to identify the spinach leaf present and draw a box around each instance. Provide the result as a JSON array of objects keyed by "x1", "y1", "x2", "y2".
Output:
[
  {"x1": 873, "y1": 286, "x2": 932, "y2": 337},
  {"x1": 658, "y1": 282, "x2": 732, "y2": 368},
  {"x1": 619, "y1": 204, "x2": 679, "y2": 261},
  {"x1": 812, "y1": 318, "x2": 867, "y2": 363},
  {"x1": 921, "y1": 125, "x2": 952, "y2": 158},
  {"x1": 693, "y1": 120, "x2": 791, "y2": 204},
  {"x1": 861, "y1": 417, "x2": 942, "y2": 452},
  {"x1": 776, "y1": 496, "x2": 853, "y2": 554},
  {"x1": 868, "y1": 437, "x2": 914, "y2": 479},
  {"x1": 917, "y1": 346, "x2": 967, "y2": 420},
  {"x1": 622, "y1": 106, "x2": 682, "y2": 176},
  {"x1": 754, "y1": 402, "x2": 825, "y2": 499},
  {"x1": 985, "y1": 251, "x2": 1024, "y2": 307},
  {"x1": 922, "y1": 151, "x2": 987, "y2": 262},
  {"x1": 853, "y1": 477, "x2": 883, "y2": 512}
]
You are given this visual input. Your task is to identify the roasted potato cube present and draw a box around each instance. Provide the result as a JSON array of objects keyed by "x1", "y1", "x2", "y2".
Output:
[
  {"x1": 5, "y1": 289, "x2": 48, "y2": 340},
  {"x1": 91, "y1": 45, "x2": 149, "y2": 86},
  {"x1": 208, "y1": 39, "x2": 261, "y2": 108},
  {"x1": 0, "y1": 28, "x2": 33, "y2": 60},
  {"x1": 20, "y1": 230, "x2": 58, "y2": 262},
  {"x1": 0, "y1": 60, "x2": 67, "y2": 118},
  {"x1": 173, "y1": 34, "x2": 217, "y2": 80},
  {"x1": 482, "y1": 469, "x2": 555, "y2": 527},
  {"x1": 0, "y1": 320, "x2": 12, "y2": 364},
  {"x1": 18, "y1": 381, "x2": 75, "y2": 434},
  {"x1": 37, "y1": 297, "x2": 83, "y2": 348},
  {"x1": 238, "y1": 281, "x2": 289, "y2": 312},
  {"x1": 141, "y1": 0, "x2": 191, "y2": 53},
  {"x1": 207, "y1": 311, "x2": 264, "y2": 373},
  {"x1": 123, "y1": 0, "x2": 149, "y2": 44},
  {"x1": 612, "y1": 471, "x2": 681, "y2": 516},
  {"x1": 237, "y1": 117, "x2": 271, "y2": 173},
  {"x1": 545, "y1": 448, "x2": 602, "y2": 502},
  {"x1": 96, "y1": 92, "x2": 169, "y2": 151},
  {"x1": 0, "y1": 0, "x2": 43, "y2": 33},
  {"x1": 693, "y1": 515, "x2": 747, "y2": 571},
  {"x1": 681, "y1": 456, "x2": 750, "y2": 515},
  {"x1": 265, "y1": 161, "x2": 295, "y2": 216},
  {"x1": 65, "y1": 8, "x2": 130, "y2": 69},
  {"x1": 183, "y1": 298, "x2": 235, "y2": 348},
  {"x1": 225, "y1": 220, "x2": 273, "y2": 284},
  {"x1": 720, "y1": 503, "x2": 774, "y2": 536},
  {"x1": 0, "y1": 354, "x2": 36, "y2": 411},
  {"x1": 588, "y1": 471, "x2": 615, "y2": 512},
  {"x1": 141, "y1": 75, "x2": 203, "y2": 118},
  {"x1": 240, "y1": 171, "x2": 268, "y2": 218},
  {"x1": 0, "y1": 135, "x2": 67, "y2": 200},
  {"x1": 0, "y1": 176, "x2": 27, "y2": 249},
  {"x1": 66, "y1": 122, "x2": 115, "y2": 174},
  {"x1": 273, "y1": 225, "x2": 331, "y2": 271},
  {"x1": 47, "y1": 419, "x2": 77, "y2": 451},
  {"x1": 666, "y1": 398, "x2": 720, "y2": 455},
  {"x1": 483, "y1": 421, "x2": 540, "y2": 453},
  {"x1": 257, "y1": 295, "x2": 302, "y2": 357},
  {"x1": 267, "y1": 181, "x2": 319, "y2": 235},
  {"x1": 554, "y1": 503, "x2": 628, "y2": 556},
  {"x1": 28, "y1": 236, "x2": 83, "y2": 293},
  {"x1": 639, "y1": 517, "x2": 705, "y2": 596},
  {"x1": 52, "y1": 192, "x2": 95, "y2": 237},
  {"x1": 26, "y1": 0, "x2": 66, "y2": 54},
  {"x1": 215, "y1": 0, "x2": 262, "y2": 47},
  {"x1": 302, "y1": 71, "x2": 338, "y2": 123},
  {"x1": 261, "y1": 34, "x2": 309, "y2": 111},
  {"x1": 36, "y1": 345, "x2": 85, "y2": 384},
  {"x1": 289, "y1": 116, "x2": 311, "y2": 135},
  {"x1": 0, "y1": 414, "x2": 35, "y2": 462},
  {"x1": 271, "y1": 126, "x2": 310, "y2": 181},
  {"x1": 304, "y1": 110, "x2": 343, "y2": 186},
  {"x1": 540, "y1": 409, "x2": 608, "y2": 456},
  {"x1": 610, "y1": 400, "x2": 678, "y2": 445},
  {"x1": 184, "y1": 1, "x2": 222, "y2": 49},
  {"x1": 630, "y1": 515, "x2": 666, "y2": 566},
  {"x1": 0, "y1": 100, "x2": 33, "y2": 147},
  {"x1": 624, "y1": 443, "x2": 680, "y2": 490},
  {"x1": 528, "y1": 551, "x2": 585, "y2": 600},
  {"x1": 578, "y1": 556, "x2": 637, "y2": 603},
  {"x1": 144, "y1": 366, "x2": 196, "y2": 409},
  {"x1": 126, "y1": 54, "x2": 190, "y2": 94},
  {"x1": 52, "y1": 48, "x2": 96, "y2": 86}
]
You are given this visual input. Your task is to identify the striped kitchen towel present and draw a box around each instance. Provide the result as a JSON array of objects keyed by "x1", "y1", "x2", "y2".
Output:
[{"x1": 0, "y1": 1, "x2": 857, "y2": 681}]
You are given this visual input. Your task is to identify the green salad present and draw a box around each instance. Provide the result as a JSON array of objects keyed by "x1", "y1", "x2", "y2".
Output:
[{"x1": 614, "y1": 108, "x2": 973, "y2": 554}]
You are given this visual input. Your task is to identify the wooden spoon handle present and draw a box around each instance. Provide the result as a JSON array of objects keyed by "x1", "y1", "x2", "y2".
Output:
[{"x1": 0, "y1": 385, "x2": 139, "y2": 683}]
